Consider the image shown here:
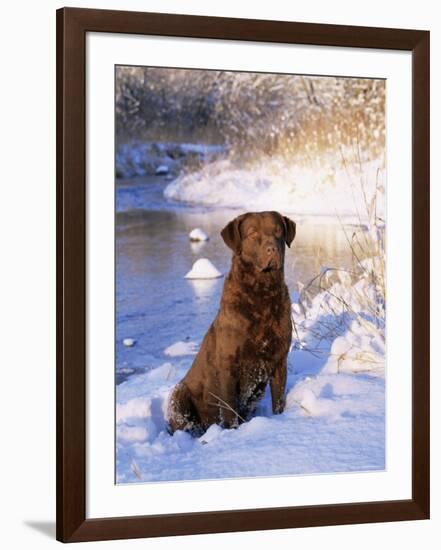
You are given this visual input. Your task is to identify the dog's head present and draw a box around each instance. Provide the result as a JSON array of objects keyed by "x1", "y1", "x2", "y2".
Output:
[{"x1": 221, "y1": 211, "x2": 296, "y2": 272}]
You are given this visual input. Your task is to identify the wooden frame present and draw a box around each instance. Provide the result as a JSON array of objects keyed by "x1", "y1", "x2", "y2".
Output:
[{"x1": 56, "y1": 7, "x2": 430, "y2": 542}]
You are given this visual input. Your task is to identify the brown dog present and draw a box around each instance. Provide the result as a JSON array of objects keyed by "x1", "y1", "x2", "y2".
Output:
[{"x1": 168, "y1": 211, "x2": 296, "y2": 435}]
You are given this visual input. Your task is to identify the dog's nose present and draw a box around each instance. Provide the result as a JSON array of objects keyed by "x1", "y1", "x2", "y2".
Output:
[{"x1": 266, "y1": 244, "x2": 277, "y2": 255}]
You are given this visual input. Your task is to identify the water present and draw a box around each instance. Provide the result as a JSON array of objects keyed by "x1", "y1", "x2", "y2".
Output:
[{"x1": 116, "y1": 175, "x2": 357, "y2": 384}]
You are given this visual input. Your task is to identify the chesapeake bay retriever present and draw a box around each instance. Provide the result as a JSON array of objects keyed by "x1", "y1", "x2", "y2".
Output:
[{"x1": 168, "y1": 211, "x2": 296, "y2": 435}]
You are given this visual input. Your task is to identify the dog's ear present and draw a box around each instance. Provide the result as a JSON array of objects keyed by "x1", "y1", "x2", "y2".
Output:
[
  {"x1": 221, "y1": 214, "x2": 247, "y2": 254},
  {"x1": 282, "y1": 216, "x2": 296, "y2": 247}
]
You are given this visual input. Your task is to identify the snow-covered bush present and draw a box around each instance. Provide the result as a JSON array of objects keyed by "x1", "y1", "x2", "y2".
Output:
[{"x1": 292, "y1": 169, "x2": 385, "y2": 376}]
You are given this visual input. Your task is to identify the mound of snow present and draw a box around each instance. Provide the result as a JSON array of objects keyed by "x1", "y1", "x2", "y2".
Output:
[
  {"x1": 123, "y1": 338, "x2": 136, "y2": 347},
  {"x1": 286, "y1": 373, "x2": 383, "y2": 419},
  {"x1": 116, "y1": 396, "x2": 151, "y2": 423},
  {"x1": 164, "y1": 158, "x2": 385, "y2": 223},
  {"x1": 323, "y1": 322, "x2": 385, "y2": 375},
  {"x1": 292, "y1": 263, "x2": 385, "y2": 377},
  {"x1": 189, "y1": 228, "x2": 209, "y2": 242},
  {"x1": 155, "y1": 164, "x2": 169, "y2": 175},
  {"x1": 185, "y1": 258, "x2": 222, "y2": 279},
  {"x1": 116, "y1": 395, "x2": 159, "y2": 445},
  {"x1": 164, "y1": 341, "x2": 198, "y2": 357}
]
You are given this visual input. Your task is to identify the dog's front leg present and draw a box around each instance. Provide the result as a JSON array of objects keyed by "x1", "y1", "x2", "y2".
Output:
[
  {"x1": 211, "y1": 374, "x2": 240, "y2": 429},
  {"x1": 270, "y1": 358, "x2": 287, "y2": 414}
]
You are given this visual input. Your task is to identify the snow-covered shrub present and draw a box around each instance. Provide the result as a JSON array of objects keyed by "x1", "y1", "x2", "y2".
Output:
[{"x1": 292, "y1": 168, "x2": 385, "y2": 376}]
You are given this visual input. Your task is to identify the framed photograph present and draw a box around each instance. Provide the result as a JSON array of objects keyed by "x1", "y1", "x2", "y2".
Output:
[{"x1": 56, "y1": 7, "x2": 430, "y2": 543}]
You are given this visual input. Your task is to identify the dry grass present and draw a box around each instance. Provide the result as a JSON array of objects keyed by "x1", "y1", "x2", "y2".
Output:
[{"x1": 208, "y1": 391, "x2": 246, "y2": 424}]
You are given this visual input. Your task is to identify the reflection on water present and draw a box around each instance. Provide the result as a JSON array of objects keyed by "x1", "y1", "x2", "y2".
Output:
[
  {"x1": 116, "y1": 177, "x2": 359, "y2": 382},
  {"x1": 188, "y1": 278, "x2": 219, "y2": 300},
  {"x1": 189, "y1": 241, "x2": 206, "y2": 255}
]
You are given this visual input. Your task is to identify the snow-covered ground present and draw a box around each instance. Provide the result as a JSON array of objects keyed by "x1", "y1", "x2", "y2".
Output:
[
  {"x1": 116, "y1": 272, "x2": 385, "y2": 483},
  {"x1": 116, "y1": 349, "x2": 384, "y2": 483},
  {"x1": 165, "y1": 157, "x2": 385, "y2": 224},
  {"x1": 184, "y1": 258, "x2": 223, "y2": 279}
]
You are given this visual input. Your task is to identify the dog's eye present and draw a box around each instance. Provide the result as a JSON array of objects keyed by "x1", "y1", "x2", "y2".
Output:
[
  {"x1": 274, "y1": 226, "x2": 283, "y2": 238},
  {"x1": 247, "y1": 228, "x2": 258, "y2": 239}
]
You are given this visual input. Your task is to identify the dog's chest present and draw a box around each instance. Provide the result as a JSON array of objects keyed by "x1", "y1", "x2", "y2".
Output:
[
  {"x1": 225, "y1": 277, "x2": 291, "y2": 363},
  {"x1": 239, "y1": 306, "x2": 290, "y2": 364}
]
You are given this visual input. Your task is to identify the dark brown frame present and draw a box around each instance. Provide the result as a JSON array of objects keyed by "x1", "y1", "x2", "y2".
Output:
[{"x1": 56, "y1": 7, "x2": 430, "y2": 543}]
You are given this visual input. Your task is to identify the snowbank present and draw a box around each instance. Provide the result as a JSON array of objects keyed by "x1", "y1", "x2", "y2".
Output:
[
  {"x1": 286, "y1": 373, "x2": 383, "y2": 419},
  {"x1": 292, "y1": 259, "x2": 385, "y2": 378},
  {"x1": 164, "y1": 158, "x2": 385, "y2": 223},
  {"x1": 116, "y1": 141, "x2": 225, "y2": 179}
]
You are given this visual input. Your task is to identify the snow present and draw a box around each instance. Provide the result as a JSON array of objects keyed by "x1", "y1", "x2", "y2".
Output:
[
  {"x1": 184, "y1": 258, "x2": 223, "y2": 279},
  {"x1": 189, "y1": 227, "x2": 209, "y2": 241},
  {"x1": 164, "y1": 341, "x2": 199, "y2": 357},
  {"x1": 155, "y1": 165, "x2": 169, "y2": 175},
  {"x1": 123, "y1": 338, "x2": 136, "y2": 347},
  {"x1": 116, "y1": 141, "x2": 225, "y2": 178},
  {"x1": 164, "y1": 158, "x2": 385, "y2": 223},
  {"x1": 116, "y1": 360, "x2": 384, "y2": 482},
  {"x1": 292, "y1": 262, "x2": 385, "y2": 378},
  {"x1": 286, "y1": 373, "x2": 383, "y2": 419},
  {"x1": 116, "y1": 396, "x2": 151, "y2": 426},
  {"x1": 117, "y1": 424, "x2": 150, "y2": 444},
  {"x1": 324, "y1": 325, "x2": 385, "y2": 375}
]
